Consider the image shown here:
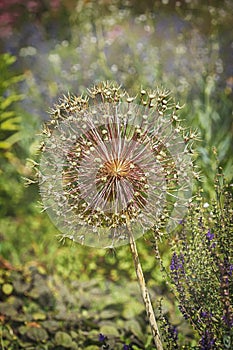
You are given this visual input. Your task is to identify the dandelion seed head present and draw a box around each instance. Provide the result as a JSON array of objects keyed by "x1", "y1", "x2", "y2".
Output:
[{"x1": 39, "y1": 83, "x2": 194, "y2": 248}]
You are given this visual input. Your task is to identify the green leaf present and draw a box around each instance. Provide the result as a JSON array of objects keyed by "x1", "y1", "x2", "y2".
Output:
[
  {"x1": 26, "y1": 327, "x2": 49, "y2": 342},
  {"x1": 54, "y1": 331, "x2": 73, "y2": 347},
  {"x1": 124, "y1": 319, "x2": 145, "y2": 341},
  {"x1": 1, "y1": 75, "x2": 24, "y2": 89},
  {"x1": 42, "y1": 320, "x2": 60, "y2": 333},
  {"x1": 0, "y1": 302, "x2": 18, "y2": 317},
  {"x1": 0, "y1": 111, "x2": 15, "y2": 121},
  {"x1": 99, "y1": 323, "x2": 120, "y2": 337},
  {"x1": 1, "y1": 117, "x2": 21, "y2": 130},
  {"x1": 0, "y1": 53, "x2": 16, "y2": 66},
  {"x1": 0, "y1": 131, "x2": 22, "y2": 149},
  {"x1": 99, "y1": 309, "x2": 119, "y2": 319},
  {"x1": 18, "y1": 325, "x2": 28, "y2": 335},
  {"x1": 122, "y1": 300, "x2": 144, "y2": 319},
  {"x1": 0, "y1": 94, "x2": 24, "y2": 110},
  {"x1": 32, "y1": 312, "x2": 47, "y2": 320},
  {"x1": 2, "y1": 283, "x2": 13, "y2": 295}
]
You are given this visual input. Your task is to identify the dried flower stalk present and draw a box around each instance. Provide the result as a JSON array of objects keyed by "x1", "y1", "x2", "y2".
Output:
[{"x1": 127, "y1": 217, "x2": 163, "y2": 349}]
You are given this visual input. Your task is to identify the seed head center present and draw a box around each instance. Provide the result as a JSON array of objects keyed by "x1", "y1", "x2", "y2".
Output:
[{"x1": 106, "y1": 159, "x2": 130, "y2": 179}]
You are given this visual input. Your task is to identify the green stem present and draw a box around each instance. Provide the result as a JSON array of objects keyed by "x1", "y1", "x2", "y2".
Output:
[{"x1": 127, "y1": 225, "x2": 164, "y2": 350}]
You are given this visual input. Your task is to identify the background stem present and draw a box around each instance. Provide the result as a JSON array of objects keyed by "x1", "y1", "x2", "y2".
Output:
[{"x1": 127, "y1": 225, "x2": 163, "y2": 350}]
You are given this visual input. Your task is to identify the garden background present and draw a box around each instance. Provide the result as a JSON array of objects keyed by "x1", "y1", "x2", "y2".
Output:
[{"x1": 0, "y1": 0, "x2": 232, "y2": 349}]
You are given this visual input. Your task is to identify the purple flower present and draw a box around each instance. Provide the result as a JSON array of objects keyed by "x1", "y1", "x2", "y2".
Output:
[
  {"x1": 200, "y1": 330, "x2": 215, "y2": 349},
  {"x1": 170, "y1": 252, "x2": 184, "y2": 271},
  {"x1": 170, "y1": 255, "x2": 176, "y2": 271},
  {"x1": 200, "y1": 311, "x2": 208, "y2": 318},
  {"x1": 222, "y1": 313, "x2": 233, "y2": 328},
  {"x1": 123, "y1": 345, "x2": 133, "y2": 350},
  {"x1": 200, "y1": 310, "x2": 213, "y2": 321},
  {"x1": 99, "y1": 333, "x2": 107, "y2": 342},
  {"x1": 206, "y1": 229, "x2": 214, "y2": 241},
  {"x1": 168, "y1": 324, "x2": 178, "y2": 341}
]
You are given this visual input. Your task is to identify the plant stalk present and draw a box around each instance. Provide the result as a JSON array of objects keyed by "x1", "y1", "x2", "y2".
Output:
[{"x1": 127, "y1": 225, "x2": 163, "y2": 350}]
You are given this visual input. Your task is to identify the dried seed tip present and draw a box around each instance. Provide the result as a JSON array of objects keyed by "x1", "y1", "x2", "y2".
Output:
[
  {"x1": 37, "y1": 81, "x2": 194, "y2": 248},
  {"x1": 126, "y1": 96, "x2": 135, "y2": 103},
  {"x1": 87, "y1": 81, "x2": 125, "y2": 102}
]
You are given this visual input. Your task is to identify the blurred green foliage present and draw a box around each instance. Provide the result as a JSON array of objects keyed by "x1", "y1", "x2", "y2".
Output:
[
  {"x1": 0, "y1": 54, "x2": 24, "y2": 153},
  {"x1": 0, "y1": 262, "x2": 155, "y2": 349},
  {"x1": 0, "y1": 53, "x2": 42, "y2": 218},
  {"x1": 0, "y1": 53, "x2": 26, "y2": 218}
]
